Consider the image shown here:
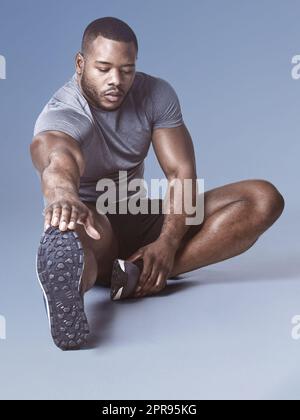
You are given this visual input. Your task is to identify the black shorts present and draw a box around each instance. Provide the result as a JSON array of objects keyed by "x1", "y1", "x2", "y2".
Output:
[
  {"x1": 104, "y1": 197, "x2": 200, "y2": 260},
  {"x1": 105, "y1": 197, "x2": 165, "y2": 260}
]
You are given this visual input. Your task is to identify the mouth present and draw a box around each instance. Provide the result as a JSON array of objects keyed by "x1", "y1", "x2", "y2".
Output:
[{"x1": 104, "y1": 92, "x2": 123, "y2": 103}]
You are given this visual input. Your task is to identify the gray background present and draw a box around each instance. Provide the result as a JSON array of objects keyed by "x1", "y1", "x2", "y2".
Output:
[{"x1": 0, "y1": 0, "x2": 299, "y2": 400}]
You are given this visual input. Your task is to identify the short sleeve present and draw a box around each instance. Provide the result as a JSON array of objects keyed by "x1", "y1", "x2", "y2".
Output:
[
  {"x1": 33, "y1": 99, "x2": 93, "y2": 145},
  {"x1": 151, "y1": 77, "x2": 184, "y2": 130}
]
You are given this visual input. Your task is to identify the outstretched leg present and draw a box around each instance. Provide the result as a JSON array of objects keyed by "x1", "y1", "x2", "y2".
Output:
[
  {"x1": 37, "y1": 202, "x2": 118, "y2": 350},
  {"x1": 75, "y1": 202, "x2": 119, "y2": 293}
]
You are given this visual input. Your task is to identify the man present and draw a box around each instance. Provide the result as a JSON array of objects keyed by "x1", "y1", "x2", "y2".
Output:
[{"x1": 30, "y1": 17, "x2": 284, "y2": 351}]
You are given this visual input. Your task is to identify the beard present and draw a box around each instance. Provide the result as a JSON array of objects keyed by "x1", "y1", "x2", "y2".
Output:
[
  {"x1": 80, "y1": 71, "x2": 103, "y2": 108},
  {"x1": 80, "y1": 70, "x2": 127, "y2": 111}
]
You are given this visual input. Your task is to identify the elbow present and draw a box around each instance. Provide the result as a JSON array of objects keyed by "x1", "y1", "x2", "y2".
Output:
[
  {"x1": 30, "y1": 137, "x2": 42, "y2": 170},
  {"x1": 167, "y1": 166, "x2": 197, "y2": 182}
]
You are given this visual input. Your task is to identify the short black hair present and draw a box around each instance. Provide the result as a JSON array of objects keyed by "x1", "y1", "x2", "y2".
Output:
[{"x1": 81, "y1": 17, "x2": 138, "y2": 56}]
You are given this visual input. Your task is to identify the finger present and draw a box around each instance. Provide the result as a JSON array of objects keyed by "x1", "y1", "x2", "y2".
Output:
[
  {"x1": 141, "y1": 273, "x2": 165, "y2": 298},
  {"x1": 44, "y1": 208, "x2": 53, "y2": 231},
  {"x1": 127, "y1": 250, "x2": 144, "y2": 263},
  {"x1": 51, "y1": 205, "x2": 62, "y2": 227},
  {"x1": 152, "y1": 271, "x2": 167, "y2": 294},
  {"x1": 77, "y1": 211, "x2": 88, "y2": 227},
  {"x1": 59, "y1": 205, "x2": 72, "y2": 231},
  {"x1": 67, "y1": 207, "x2": 79, "y2": 230},
  {"x1": 136, "y1": 257, "x2": 153, "y2": 293},
  {"x1": 84, "y1": 213, "x2": 101, "y2": 240},
  {"x1": 140, "y1": 264, "x2": 159, "y2": 295}
]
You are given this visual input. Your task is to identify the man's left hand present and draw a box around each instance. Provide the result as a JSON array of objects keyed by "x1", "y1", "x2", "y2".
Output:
[{"x1": 127, "y1": 237, "x2": 178, "y2": 298}]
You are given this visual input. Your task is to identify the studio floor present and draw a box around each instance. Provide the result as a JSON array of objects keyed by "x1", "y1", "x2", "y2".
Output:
[{"x1": 0, "y1": 206, "x2": 299, "y2": 400}]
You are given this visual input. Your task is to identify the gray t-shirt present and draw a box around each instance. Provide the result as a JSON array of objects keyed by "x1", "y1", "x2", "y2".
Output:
[{"x1": 33, "y1": 71, "x2": 184, "y2": 203}]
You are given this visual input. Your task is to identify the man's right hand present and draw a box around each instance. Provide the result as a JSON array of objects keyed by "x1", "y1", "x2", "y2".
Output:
[{"x1": 43, "y1": 197, "x2": 101, "y2": 240}]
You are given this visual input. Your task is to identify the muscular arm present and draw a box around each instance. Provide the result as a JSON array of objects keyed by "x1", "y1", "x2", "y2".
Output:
[
  {"x1": 152, "y1": 123, "x2": 198, "y2": 249},
  {"x1": 31, "y1": 130, "x2": 84, "y2": 203},
  {"x1": 30, "y1": 130, "x2": 100, "y2": 239},
  {"x1": 128, "y1": 123, "x2": 198, "y2": 297}
]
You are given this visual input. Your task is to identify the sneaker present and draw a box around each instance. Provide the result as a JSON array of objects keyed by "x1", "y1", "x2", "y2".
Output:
[
  {"x1": 110, "y1": 259, "x2": 143, "y2": 301},
  {"x1": 36, "y1": 226, "x2": 89, "y2": 350}
]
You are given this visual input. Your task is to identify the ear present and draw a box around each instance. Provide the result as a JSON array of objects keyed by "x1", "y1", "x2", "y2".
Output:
[{"x1": 75, "y1": 52, "x2": 85, "y2": 75}]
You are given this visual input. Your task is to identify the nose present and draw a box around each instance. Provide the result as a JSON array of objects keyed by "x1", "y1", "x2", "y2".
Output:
[{"x1": 108, "y1": 68, "x2": 122, "y2": 87}]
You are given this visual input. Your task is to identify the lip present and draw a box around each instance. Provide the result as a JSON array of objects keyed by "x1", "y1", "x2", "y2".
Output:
[{"x1": 105, "y1": 93, "x2": 123, "y2": 102}]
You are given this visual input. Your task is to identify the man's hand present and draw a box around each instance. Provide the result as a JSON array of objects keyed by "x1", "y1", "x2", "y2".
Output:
[
  {"x1": 43, "y1": 195, "x2": 101, "y2": 240},
  {"x1": 127, "y1": 237, "x2": 178, "y2": 297}
]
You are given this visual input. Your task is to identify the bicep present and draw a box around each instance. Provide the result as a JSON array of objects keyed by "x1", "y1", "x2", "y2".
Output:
[
  {"x1": 30, "y1": 130, "x2": 85, "y2": 176},
  {"x1": 152, "y1": 124, "x2": 197, "y2": 178}
]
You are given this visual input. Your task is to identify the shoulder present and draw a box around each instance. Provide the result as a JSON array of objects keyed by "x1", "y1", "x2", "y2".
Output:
[
  {"x1": 134, "y1": 72, "x2": 183, "y2": 129},
  {"x1": 47, "y1": 73, "x2": 90, "y2": 114},
  {"x1": 33, "y1": 74, "x2": 93, "y2": 143},
  {"x1": 132, "y1": 71, "x2": 178, "y2": 98}
]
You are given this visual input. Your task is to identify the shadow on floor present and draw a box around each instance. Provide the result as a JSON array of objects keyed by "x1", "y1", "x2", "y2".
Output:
[
  {"x1": 86, "y1": 255, "x2": 299, "y2": 348},
  {"x1": 86, "y1": 280, "x2": 198, "y2": 349}
]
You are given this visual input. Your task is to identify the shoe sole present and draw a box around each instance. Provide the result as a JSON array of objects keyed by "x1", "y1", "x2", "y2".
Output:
[{"x1": 36, "y1": 226, "x2": 89, "y2": 350}]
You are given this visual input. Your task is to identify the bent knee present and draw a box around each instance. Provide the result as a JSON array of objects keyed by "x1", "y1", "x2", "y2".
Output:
[{"x1": 247, "y1": 179, "x2": 285, "y2": 228}]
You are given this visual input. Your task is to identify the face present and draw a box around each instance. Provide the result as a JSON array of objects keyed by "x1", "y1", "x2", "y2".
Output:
[{"x1": 76, "y1": 35, "x2": 137, "y2": 111}]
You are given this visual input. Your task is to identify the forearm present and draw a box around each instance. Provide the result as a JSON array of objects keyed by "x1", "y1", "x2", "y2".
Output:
[
  {"x1": 41, "y1": 152, "x2": 81, "y2": 205},
  {"x1": 159, "y1": 175, "x2": 198, "y2": 250}
]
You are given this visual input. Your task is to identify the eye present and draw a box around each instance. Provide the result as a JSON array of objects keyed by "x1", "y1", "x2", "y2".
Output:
[{"x1": 97, "y1": 68, "x2": 134, "y2": 75}]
